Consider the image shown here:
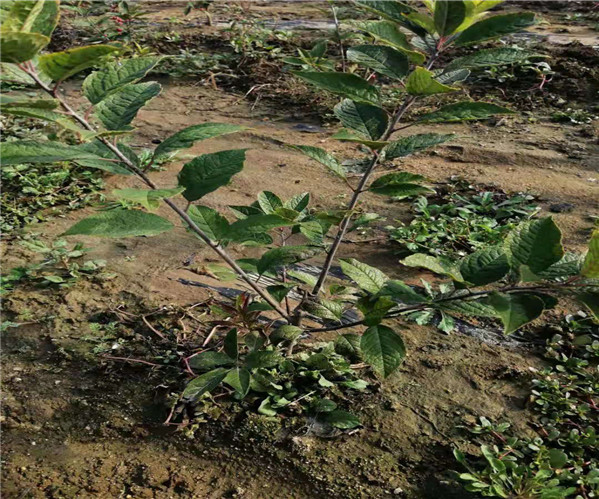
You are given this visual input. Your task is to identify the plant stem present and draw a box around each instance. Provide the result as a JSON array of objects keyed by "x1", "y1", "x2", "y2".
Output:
[
  {"x1": 23, "y1": 67, "x2": 291, "y2": 321},
  {"x1": 329, "y1": 1, "x2": 345, "y2": 72}
]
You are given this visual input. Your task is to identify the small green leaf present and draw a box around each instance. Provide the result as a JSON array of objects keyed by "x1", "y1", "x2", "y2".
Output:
[
  {"x1": 361, "y1": 324, "x2": 406, "y2": 378},
  {"x1": 581, "y1": 228, "x2": 599, "y2": 278},
  {"x1": 257, "y1": 245, "x2": 319, "y2": 275},
  {"x1": 405, "y1": 67, "x2": 457, "y2": 96},
  {"x1": 38, "y1": 45, "x2": 118, "y2": 81},
  {"x1": 401, "y1": 253, "x2": 463, "y2": 281},
  {"x1": 112, "y1": 187, "x2": 184, "y2": 211},
  {"x1": 0, "y1": 31, "x2": 49, "y2": 63},
  {"x1": 223, "y1": 327, "x2": 238, "y2": 359},
  {"x1": 188, "y1": 351, "x2": 235, "y2": 370},
  {"x1": 418, "y1": 102, "x2": 515, "y2": 123},
  {"x1": 223, "y1": 367, "x2": 250, "y2": 398},
  {"x1": 434, "y1": 0, "x2": 466, "y2": 36},
  {"x1": 346, "y1": 44, "x2": 409, "y2": 80},
  {"x1": 227, "y1": 215, "x2": 294, "y2": 243},
  {"x1": 333, "y1": 99, "x2": 388, "y2": 141},
  {"x1": 289, "y1": 145, "x2": 345, "y2": 179},
  {"x1": 335, "y1": 333, "x2": 362, "y2": 361},
  {"x1": 182, "y1": 367, "x2": 228, "y2": 401},
  {"x1": 438, "y1": 299, "x2": 497, "y2": 318},
  {"x1": 577, "y1": 291, "x2": 599, "y2": 322},
  {"x1": 379, "y1": 280, "x2": 428, "y2": 304},
  {"x1": 270, "y1": 325, "x2": 302, "y2": 345},
  {"x1": 382, "y1": 133, "x2": 454, "y2": 161},
  {"x1": 485, "y1": 292, "x2": 545, "y2": 335},
  {"x1": 456, "y1": 13, "x2": 536, "y2": 46},
  {"x1": 63, "y1": 209, "x2": 173, "y2": 238},
  {"x1": 257, "y1": 191, "x2": 283, "y2": 214},
  {"x1": 1, "y1": 0, "x2": 45, "y2": 32},
  {"x1": 1, "y1": 94, "x2": 58, "y2": 109},
  {"x1": 537, "y1": 252, "x2": 584, "y2": 280},
  {"x1": 178, "y1": 149, "x2": 246, "y2": 202},
  {"x1": 368, "y1": 172, "x2": 434, "y2": 198},
  {"x1": 356, "y1": 20, "x2": 425, "y2": 63},
  {"x1": 447, "y1": 48, "x2": 544, "y2": 71},
  {"x1": 331, "y1": 129, "x2": 388, "y2": 150},
  {"x1": 459, "y1": 247, "x2": 510, "y2": 285},
  {"x1": 548, "y1": 449, "x2": 568, "y2": 469},
  {"x1": 187, "y1": 205, "x2": 230, "y2": 241},
  {"x1": 95, "y1": 81, "x2": 161, "y2": 131},
  {"x1": 293, "y1": 71, "x2": 379, "y2": 104},
  {"x1": 358, "y1": 296, "x2": 395, "y2": 326},
  {"x1": 303, "y1": 299, "x2": 344, "y2": 321},
  {"x1": 324, "y1": 410, "x2": 361, "y2": 429},
  {"x1": 245, "y1": 351, "x2": 282, "y2": 369},
  {"x1": 312, "y1": 398, "x2": 337, "y2": 413},
  {"x1": 340, "y1": 258, "x2": 389, "y2": 294}
]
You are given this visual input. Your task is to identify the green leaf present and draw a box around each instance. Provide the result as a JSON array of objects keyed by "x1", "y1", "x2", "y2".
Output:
[
  {"x1": 360, "y1": 324, "x2": 406, "y2": 378},
  {"x1": 548, "y1": 449, "x2": 568, "y2": 469},
  {"x1": 188, "y1": 351, "x2": 235, "y2": 370},
  {"x1": 257, "y1": 245, "x2": 319, "y2": 275},
  {"x1": 538, "y1": 253, "x2": 584, "y2": 280},
  {"x1": 334, "y1": 334, "x2": 362, "y2": 361},
  {"x1": 63, "y1": 209, "x2": 173, "y2": 238},
  {"x1": 245, "y1": 351, "x2": 282, "y2": 369},
  {"x1": 334, "y1": 99, "x2": 388, "y2": 141},
  {"x1": 1, "y1": 0, "x2": 45, "y2": 32},
  {"x1": 153, "y1": 122, "x2": 246, "y2": 160},
  {"x1": 75, "y1": 141, "x2": 136, "y2": 175},
  {"x1": 303, "y1": 299, "x2": 344, "y2": 321},
  {"x1": 1, "y1": 107, "x2": 91, "y2": 135},
  {"x1": 368, "y1": 172, "x2": 434, "y2": 198},
  {"x1": 293, "y1": 71, "x2": 379, "y2": 104},
  {"x1": 265, "y1": 284, "x2": 294, "y2": 303},
  {"x1": 401, "y1": 253, "x2": 463, "y2": 281},
  {"x1": 0, "y1": 31, "x2": 49, "y2": 63},
  {"x1": 324, "y1": 410, "x2": 361, "y2": 429},
  {"x1": 438, "y1": 311, "x2": 455, "y2": 333},
  {"x1": 405, "y1": 67, "x2": 457, "y2": 96},
  {"x1": 29, "y1": 0, "x2": 59, "y2": 37},
  {"x1": 0, "y1": 94, "x2": 58, "y2": 109},
  {"x1": 83, "y1": 55, "x2": 162, "y2": 105},
  {"x1": 581, "y1": 228, "x2": 599, "y2": 278},
  {"x1": 187, "y1": 205, "x2": 230, "y2": 241},
  {"x1": 182, "y1": 368, "x2": 228, "y2": 401},
  {"x1": 439, "y1": 299, "x2": 497, "y2": 318},
  {"x1": 223, "y1": 367, "x2": 250, "y2": 398},
  {"x1": 330, "y1": 129, "x2": 388, "y2": 150},
  {"x1": 434, "y1": 68, "x2": 470, "y2": 85},
  {"x1": 418, "y1": 101, "x2": 515, "y2": 123},
  {"x1": 382, "y1": 133, "x2": 454, "y2": 161},
  {"x1": 94, "y1": 81, "x2": 161, "y2": 131},
  {"x1": 178, "y1": 149, "x2": 246, "y2": 202},
  {"x1": 270, "y1": 325, "x2": 302, "y2": 345},
  {"x1": 38, "y1": 45, "x2": 118, "y2": 82},
  {"x1": 356, "y1": 20, "x2": 425, "y2": 64},
  {"x1": 346, "y1": 44, "x2": 409, "y2": 80},
  {"x1": 577, "y1": 292, "x2": 599, "y2": 322},
  {"x1": 446, "y1": 48, "x2": 544, "y2": 70},
  {"x1": 355, "y1": 0, "x2": 414, "y2": 23},
  {"x1": 504, "y1": 217, "x2": 564, "y2": 274},
  {"x1": 112, "y1": 187, "x2": 184, "y2": 211},
  {"x1": 0, "y1": 140, "x2": 114, "y2": 166},
  {"x1": 485, "y1": 292, "x2": 545, "y2": 335},
  {"x1": 289, "y1": 145, "x2": 345, "y2": 179},
  {"x1": 379, "y1": 280, "x2": 428, "y2": 304},
  {"x1": 288, "y1": 269, "x2": 318, "y2": 287},
  {"x1": 459, "y1": 247, "x2": 510, "y2": 285},
  {"x1": 285, "y1": 192, "x2": 310, "y2": 212},
  {"x1": 340, "y1": 258, "x2": 389, "y2": 294},
  {"x1": 0, "y1": 62, "x2": 35, "y2": 84},
  {"x1": 358, "y1": 296, "x2": 395, "y2": 326},
  {"x1": 224, "y1": 328, "x2": 238, "y2": 359},
  {"x1": 456, "y1": 13, "x2": 536, "y2": 46},
  {"x1": 312, "y1": 398, "x2": 337, "y2": 413},
  {"x1": 434, "y1": 0, "x2": 466, "y2": 36},
  {"x1": 257, "y1": 191, "x2": 283, "y2": 214},
  {"x1": 227, "y1": 215, "x2": 294, "y2": 243}
]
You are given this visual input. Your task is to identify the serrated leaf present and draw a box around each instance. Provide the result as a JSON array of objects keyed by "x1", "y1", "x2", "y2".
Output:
[
  {"x1": 1, "y1": 0, "x2": 45, "y2": 32},
  {"x1": 188, "y1": 351, "x2": 235, "y2": 370},
  {"x1": 485, "y1": 292, "x2": 545, "y2": 335},
  {"x1": 288, "y1": 269, "x2": 318, "y2": 287},
  {"x1": 270, "y1": 325, "x2": 302, "y2": 345},
  {"x1": 331, "y1": 129, "x2": 388, "y2": 150},
  {"x1": 182, "y1": 368, "x2": 228, "y2": 401},
  {"x1": 418, "y1": 102, "x2": 515, "y2": 123},
  {"x1": 187, "y1": 205, "x2": 230, "y2": 241},
  {"x1": 355, "y1": 0, "x2": 414, "y2": 23},
  {"x1": 538, "y1": 252, "x2": 584, "y2": 280},
  {"x1": 0, "y1": 140, "x2": 115, "y2": 167},
  {"x1": 304, "y1": 299, "x2": 344, "y2": 321},
  {"x1": 333, "y1": 99, "x2": 388, "y2": 140},
  {"x1": 257, "y1": 191, "x2": 283, "y2": 214},
  {"x1": 456, "y1": 13, "x2": 536, "y2": 46},
  {"x1": 434, "y1": 68, "x2": 470, "y2": 85},
  {"x1": 224, "y1": 327, "x2": 238, "y2": 359},
  {"x1": 438, "y1": 311, "x2": 455, "y2": 333},
  {"x1": 293, "y1": 71, "x2": 379, "y2": 104},
  {"x1": 438, "y1": 299, "x2": 497, "y2": 318},
  {"x1": 289, "y1": 144, "x2": 345, "y2": 179},
  {"x1": 356, "y1": 20, "x2": 425, "y2": 63},
  {"x1": 38, "y1": 45, "x2": 118, "y2": 82},
  {"x1": 382, "y1": 133, "x2": 454, "y2": 161},
  {"x1": 83, "y1": 56, "x2": 162, "y2": 104},
  {"x1": 369, "y1": 172, "x2": 433, "y2": 198},
  {"x1": 340, "y1": 258, "x2": 389, "y2": 294},
  {"x1": 581, "y1": 228, "x2": 599, "y2": 278},
  {"x1": 459, "y1": 246, "x2": 509, "y2": 285},
  {"x1": 245, "y1": 350, "x2": 282, "y2": 369},
  {"x1": 223, "y1": 367, "x2": 250, "y2": 398},
  {"x1": 358, "y1": 296, "x2": 395, "y2": 326},
  {"x1": 447, "y1": 48, "x2": 544, "y2": 70},
  {"x1": 504, "y1": 217, "x2": 564, "y2": 274},
  {"x1": 401, "y1": 253, "x2": 463, "y2": 281},
  {"x1": 379, "y1": 280, "x2": 428, "y2": 304},
  {"x1": 360, "y1": 324, "x2": 406, "y2": 378},
  {"x1": 112, "y1": 187, "x2": 184, "y2": 211},
  {"x1": 335, "y1": 333, "x2": 362, "y2": 360},
  {"x1": 63, "y1": 209, "x2": 173, "y2": 238},
  {"x1": 0, "y1": 62, "x2": 35, "y2": 84},
  {"x1": 285, "y1": 192, "x2": 310, "y2": 212},
  {"x1": 346, "y1": 44, "x2": 409, "y2": 80},
  {"x1": 265, "y1": 284, "x2": 294, "y2": 303},
  {"x1": 227, "y1": 214, "x2": 294, "y2": 243},
  {"x1": 257, "y1": 245, "x2": 319, "y2": 275},
  {"x1": 405, "y1": 67, "x2": 457, "y2": 96},
  {"x1": 324, "y1": 410, "x2": 361, "y2": 429},
  {"x1": 29, "y1": 0, "x2": 59, "y2": 37},
  {"x1": 0, "y1": 31, "x2": 49, "y2": 63},
  {"x1": 178, "y1": 149, "x2": 246, "y2": 202},
  {"x1": 153, "y1": 122, "x2": 246, "y2": 160},
  {"x1": 95, "y1": 81, "x2": 161, "y2": 131},
  {"x1": 434, "y1": 0, "x2": 466, "y2": 36}
]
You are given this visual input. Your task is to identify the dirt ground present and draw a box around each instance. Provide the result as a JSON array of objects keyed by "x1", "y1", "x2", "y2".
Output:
[{"x1": 2, "y1": 2, "x2": 598, "y2": 498}]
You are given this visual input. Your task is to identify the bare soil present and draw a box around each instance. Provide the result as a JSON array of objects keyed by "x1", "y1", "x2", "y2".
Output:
[{"x1": 2, "y1": 3, "x2": 598, "y2": 498}]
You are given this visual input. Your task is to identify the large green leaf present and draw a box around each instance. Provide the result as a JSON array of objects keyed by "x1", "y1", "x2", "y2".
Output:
[
  {"x1": 82, "y1": 56, "x2": 162, "y2": 105},
  {"x1": 438, "y1": 299, "x2": 497, "y2": 318},
  {"x1": 581, "y1": 228, "x2": 599, "y2": 278},
  {"x1": 334, "y1": 99, "x2": 388, "y2": 141},
  {"x1": 459, "y1": 247, "x2": 510, "y2": 286},
  {"x1": 340, "y1": 258, "x2": 389, "y2": 294},
  {"x1": 188, "y1": 352, "x2": 235, "y2": 370},
  {"x1": 360, "y1": 325, "x2": 406, "y2": 378},
  {"x1": 270, "y1": 325, "x2": 302, "y2": 345},
  {"x1": 456, "y1": 13, "x2": 536, "y2": 46},
  {"x1": 1, "y1": 94, "x2": 58, "y2": 109},
  {"x1": 330, "y1": 129, "x2": 389, "y2": 150},
  {"x1": 257, "y1": 245, "x2": 319, "y2": 275},
  {"x1": 368, "y1": 172, "x2": 433, "y2": 198},
  {"x1": 224, "y1": 367, "x2": 251, "y2": 398},
  {"x1": 401, "y1": 253, "x2": 463, "y2": 281},
  {"x1": 38, "y1": 45, "x2": 118, "y2": 82},
  {"x1": 94, "y1": 81, "x2": 161, "y2": 131},
  {"x1": 289, "y1": 145, "x2": 345, "y2": 179},
  {"x1": 346, "y1": 44, "x2": 409, "y2": 80},
  {"x1": 75, "y1": 141, "x2": 138, "y2": 175},
  {"x1": 245, "y1": 351, "x2": 282, "y2": 369},
  {"x1": 182, "y1": 368, "x2": 228, "y2": 401},
  {"x1": 358, "y1": 296, "x2": 395, "y2": 326},
  {"x1": 504, "y1": 217, "x2": 564, "y2": 274},
  {"x1": 0, "y1": 30, "x2": 49, "y2": 63},
  {"x1": 418, "y1": 102, "x2": 515, "y2": 123},
  {"x1": 382, "y1": 133, "x2": 454, "y2": 161},
  {"x1": 187, "y1": 205, "x2": 230, "y2": 241},
  {"x1": 293, "y1": 71, "x2": 379, "y2": 104},
  {"x1": 63, "y1": 209, "x2": 173, "y2": 238},
  {"x1": 405, "y1": 67, "x2": 457, "y2": 96},
  {"x1": 177, "y1": 149, "x2": 246, "y2": 202},
  {"x1": 446, "y1": 48, "x2": 543, "y2": 70},
  {"x1": 257, "y1": 191, "x2": 283, "y2": 214},
  {"x1": 379, "y1": 280, "x2": 429, "y2": 304},
  {"x1": 29, "y1": 0, "x2": 59, "y2": 37},
  {"x1": 1, "y1": 0, "x2": 44, "y2": 32},
  {"x1": 355, "y1": 0, "x2": 427, "y2": 37},
  {"x1": 153, "y1": 123, "x2": 246, "y2": 160},
  {"x1": 0, "y1": 140, "x2": 115, "y2": 166},
  {"x1": 324, "y1": 410, "x2": 361, "y2": 429},
  {"x1": 578, "y1": 291, "x2": 599, "y2": 322},
  {"x1": 303, "y1": 298, "x2": 344, "y2": 321},
  {"x1": 538, "y1": 253, "x2": 584, "y2": 280},
  {"x1": 357, "y1": 20, "x2": 425, "y2": 64},
  {"x1": 434, "y1": 0, "x2": 466, "y2": 36},
  {"x1": 112, "y1": 187, "x2": 184, "y2": 211},
  {"x1": 0, "y1": 62, "x2": 34, "y2": 84},
  {"x1": 227, "y1": 215, "x2": 294, "y2": 242},
  {"x1": 485, "y1": 292, "x2": 545, "y2": 335}
]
